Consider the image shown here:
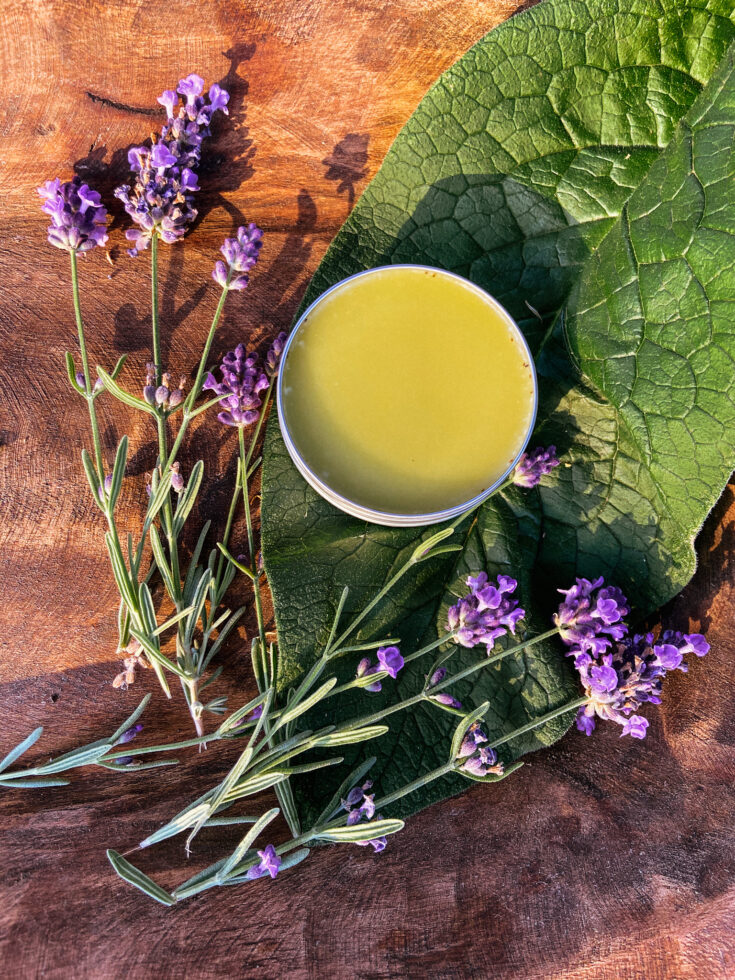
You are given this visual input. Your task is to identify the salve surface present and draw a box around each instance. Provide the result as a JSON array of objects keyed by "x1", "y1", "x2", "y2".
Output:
[{"x1": 281, "y1": 267, "x2": 535, "y2": 515}]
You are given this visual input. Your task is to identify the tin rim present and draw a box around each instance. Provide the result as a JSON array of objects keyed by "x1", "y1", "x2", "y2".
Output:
[{"x1": 276, "y1": 264, "x2": 538, "y2": 527}]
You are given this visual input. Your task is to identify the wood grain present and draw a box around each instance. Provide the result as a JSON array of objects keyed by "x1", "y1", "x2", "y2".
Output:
[{"x1": 0, "y1": 1, "x2": 733, "y2": 977}]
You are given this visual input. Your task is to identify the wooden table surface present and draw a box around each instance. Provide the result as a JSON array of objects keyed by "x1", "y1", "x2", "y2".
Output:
[{"x1": 1, "y1": 1, "x2": 734, "y2": 977}]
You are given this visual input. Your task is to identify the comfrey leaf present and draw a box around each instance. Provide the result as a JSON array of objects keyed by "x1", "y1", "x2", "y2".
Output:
[{"x1": 262, "y1": 0, "x2": 735, "y2": 823}]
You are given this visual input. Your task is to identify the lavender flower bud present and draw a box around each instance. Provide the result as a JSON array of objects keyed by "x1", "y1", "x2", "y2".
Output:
[
  {"x1": 213, "y1": 223, "x2": 264, "y2": 291},
  {"x1": 446, "y1": 573, "x2": 524, "y2": 651},
  {"x1": 266, "y1": 331, "x2": 288, "y2": 376},
  {"x1": 38, "y1": 176, "x2": 108, "y2": 253},
  {"x1": 115, "y1": 76, "x2": 229, "y2": 256},
  {"x1": 428, "y1": 667, "x2": 447, "y2": 687},
  {"x1": 457, "y1": 721, "x2": 489, "y2": 758},
  {"x1": 461, "y1": 745, "x2": 504, "y2": 777},
  {"x1": 513, "y1": 445, "x2": 560, "y2": 488},
  {"x1": 429, "y1": 692, "x2": 463, "y2": 710},
  {"x1": 171, "y1": 462, "x2": 185, "y2": 493},
  {"x1": 355, "y1": 646, "x2": 403, "y2": 693},
  {"x1": 202, "y1": 343, "x2": 269, "y2": 427},
  {"x1": 554, "y1": 577, "x2": 629, "y2": 655},
  {"x1": 341, "y1": 783, "x2": 388, "y2": 853},
  {"x1": 116, "y1": 723, "x2": 143, "y2": 745},
  {"x1": 75, "y1": 371, "x2": 85, "y2": 387}
]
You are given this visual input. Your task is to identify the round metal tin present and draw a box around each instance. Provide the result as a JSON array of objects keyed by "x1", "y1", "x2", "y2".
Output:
[{"x1": 276, "y1": 265, "x2": 538, "y2": 527}]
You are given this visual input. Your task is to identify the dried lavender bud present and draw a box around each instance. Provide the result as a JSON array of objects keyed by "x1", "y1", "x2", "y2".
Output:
[
  {"x1": 203, "y1": 344, "x2": 269, "y2": 427},
  {"x1": 554, "y1": 577, "x2": 629, "y2": 655},
  {"x1": 212, "y1": 223, "x2": 263, "y2": 291},
  {"x1": 446, "y1": 573, "x2": 524, "y2": 651},
  {"x1": 513, "y1": 445, "x2": 560, "y2": 488},
  {"x1": 115, "y1": 74, "x2": 229, "y2": 256},
  {"x1": 38, "y1": 176, "x2": 108, "y2": 253}
]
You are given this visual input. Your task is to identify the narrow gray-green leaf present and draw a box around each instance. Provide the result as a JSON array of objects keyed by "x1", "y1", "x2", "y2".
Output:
[{"x1": 106, "y1": 850, "x2": 176, "y2": 906}]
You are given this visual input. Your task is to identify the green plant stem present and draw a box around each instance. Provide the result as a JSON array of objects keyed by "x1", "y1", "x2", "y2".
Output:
[
  {"x1": 150, "y1": 235, "x2": 162, "y2": 384},
  {"x1": 70, "y1": 249, "x2": 105, "y2": 482},
  {"x1": 490, "y1": 695, "x2": 588, "y2": 749},
  {"x1": 239, "y1": 426, "x2": 268, "y2": 671},
  {"x1": 430, "y1": 627, "x2": 560, "y2": 695},
  {"x1": 341, "y1": 628, "x2": 562, "y2": 731}
]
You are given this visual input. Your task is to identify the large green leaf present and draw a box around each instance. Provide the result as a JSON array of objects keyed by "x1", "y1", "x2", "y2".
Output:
[{"x1": 262, "y1": 0, "x2": 735, "y2": 821}]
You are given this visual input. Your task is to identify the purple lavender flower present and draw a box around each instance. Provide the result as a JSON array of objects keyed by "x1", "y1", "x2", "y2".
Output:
[
  {"x1": 355, "y1": 833, "x2": 388, "y2": 853},
  {"x1": 574, "y1": 629, "x2": 709, "y2": 738},
  {"x1": 428, "y1": 667, "x2": 447, "y2": 687},
  {"x1": 461, "y1": 744, "x2": 504, "y2": 778},
  {"x1": 512, "y1": 445, "x2": 560, "y2": 488},
  {"x1": 266, "y1": 332, "x2": 288, "y2": 377},
  {"x1": 98, "y1": 474, "x2": 113, "y2": 501},
  {"x1": 446, "y1": 573, "x2": 524, "y2": 651},
  {"x1": 203, "y1": 344, "x2": 269, "y2": 427},
  {"x1": 554, "y1": 577, "x2": 629, "y2": 655},
  {"x1": 171, "y1": 462, "x2": 185, "y2": 493},
  {"x1": 342, "y1": 780, "x2": 372, "y2": 810},
  {"x1": 212, "y1": 223, "x2": 264, "y2": 291},
  {"x1": 355, "y1": 646, "x2": 404, "y2": 693},
  {"x1": 654, "y1": 630, "x2": 710, "y2": 671},
  {"x1": 457, "y1": 721, "x2": 488, "y2": 758},
  {"x1": 150, "y1": 372, "x2": 186, "y2": 411},
  {"x1": 341, "y1": 783, "x2": 388, "y2": 853},
  {"x1": 116, "y1": 723, "x2": 143, "y2": 745},
  {"x1": 245, "y1": 843, "x2": 281, "y2": 880},
  {"x1": 429, "y1": 692, "x2": 463, "y2": 710},
  {"x1": 115, "y1": 75, "x2": 229, "y2": 256},
  {"x1": 38, "y1": 177, "x2": 108, "y2": 253}
]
